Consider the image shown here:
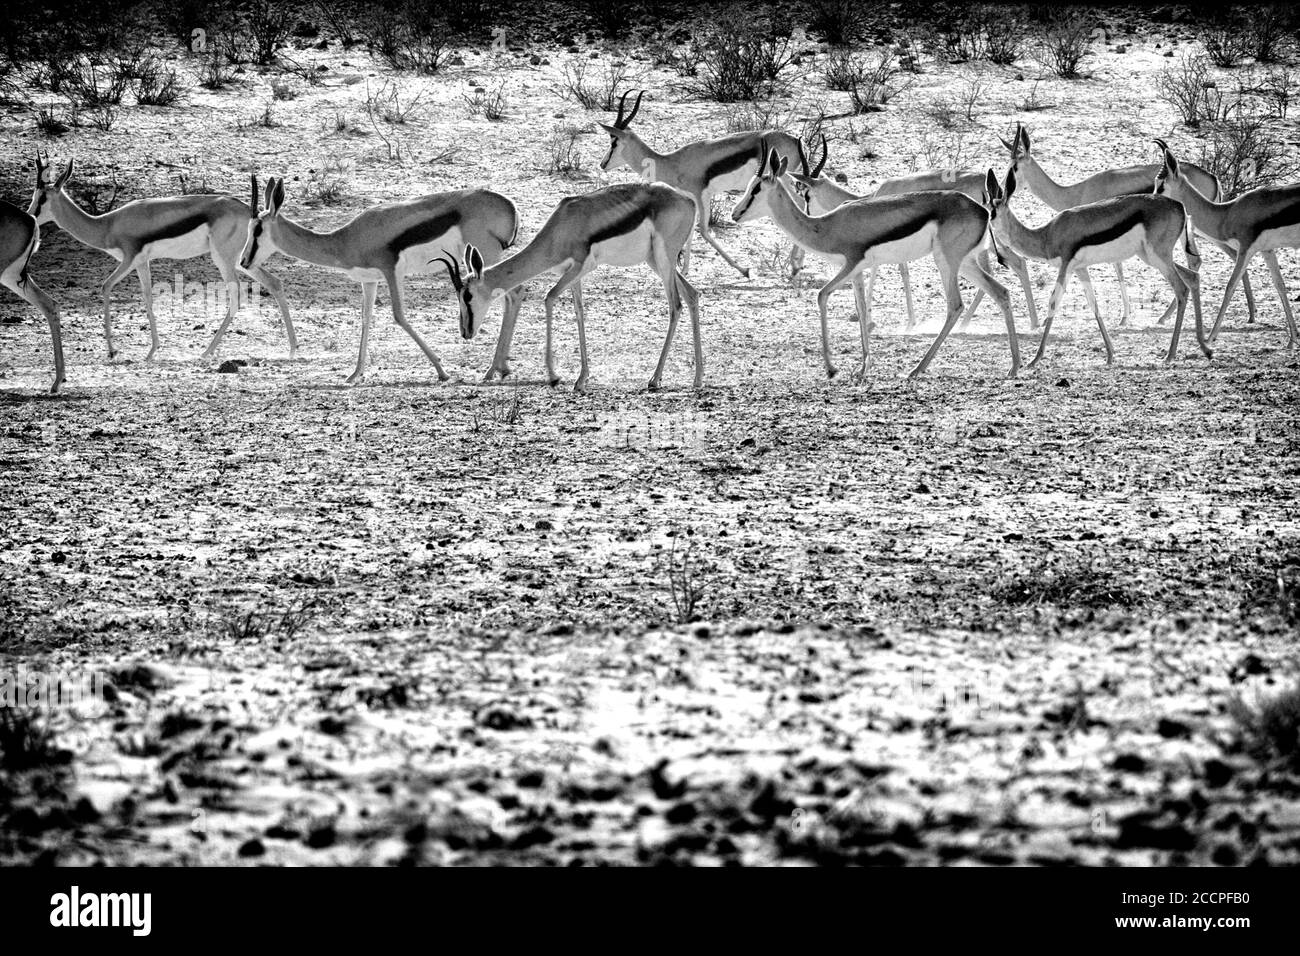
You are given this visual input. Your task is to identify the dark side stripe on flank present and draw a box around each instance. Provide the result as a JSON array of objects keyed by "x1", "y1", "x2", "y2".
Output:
[
  {"x1": 705, "y1": 147, "x2": 761, "y2": 185},
  {"x1": 1063, "y1": 210, "x2": 1147, "y2": 261},
  {"x1": 1255, "y1": 196, "x2": 1300, "y2": 234},
  {"x1": 856, "y1": 210, "x2": 939, "y2": 253},
  {"x1": 141, "y1": 212, "x2": 212, "y2": 245},
  {"x1": 589, "y1": 204, "x2": 653, "y2": 245},
  {"x1": 388, "y1": 211, "x2": 462, "y2": 257}
]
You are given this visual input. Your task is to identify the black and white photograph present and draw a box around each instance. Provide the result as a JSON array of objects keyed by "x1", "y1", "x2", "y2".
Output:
[{"x1": 0, "y1": 0, "x2": 1295, "y2": 922}]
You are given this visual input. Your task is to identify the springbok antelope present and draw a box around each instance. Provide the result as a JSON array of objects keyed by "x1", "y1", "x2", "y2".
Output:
[
  {"x1": 788, "y1": 136, "x2": 1041, "y2": 331},
  {"x1": 28, "y1": 156, "x2": 296, "y2": 361},
  {"x1": 598, "y1": 90, "x2": 807, "y2": 278},
  {"x1": 983, "y1": 167, "x2": 1206, "y2": 367},
  {"x1": 241, "y1": 178, "x2": 524, "y2": 385},
  {"x1": 1, "y1": 201, "x2": 64, "y2": 393},
  {"x1": 1154, "y1": 141, "x2": 1300, "y2": 350},
  {"x1": 435, "y1": 182, "x2": 702, "y2": 393},
  {"x1": 1003, "y1": 124, "x2": 1249, "y2": 326},
  {"x1": 734, "y1": 149, "x2": 1020, "y2": 381}
]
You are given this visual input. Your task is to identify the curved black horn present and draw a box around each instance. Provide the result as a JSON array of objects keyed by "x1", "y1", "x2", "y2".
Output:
[
  {"x1": 621, "y1": 89, "x2": 644, "y2": 128},
  {"x1": 811, "y1": 134, "x2": 828, "y2": 178},
  {"x1": 1153, "y1": 137, "x2": 1170, "y2": 155},
  {"x1": 432, "y1": 254, "x2": 463, "y2": 290},
  {"x1": 251, "y1": 174, "x2": 258, "y2": 214},
  {"x1": 614, "y1": 89, "x2": 632, "y2": 127}
]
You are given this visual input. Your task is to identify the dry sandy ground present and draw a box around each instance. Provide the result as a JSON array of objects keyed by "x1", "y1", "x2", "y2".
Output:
[{"x1": 1, "y1": 21, "x2": 1299, "y2": 865}]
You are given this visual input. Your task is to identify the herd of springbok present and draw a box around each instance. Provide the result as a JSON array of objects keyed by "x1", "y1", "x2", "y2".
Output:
[{"x1": 4, "y1": 87, "x2": 1299, "y2": 395}]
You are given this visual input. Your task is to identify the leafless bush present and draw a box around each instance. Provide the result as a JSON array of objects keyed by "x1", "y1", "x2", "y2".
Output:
[
  {"x1": 363, "y1": 78, "x2": 427, "y2": 124},
  {"x1": 1033, "y1": 6, "x2": 1095, "y2": 79},
  {"x1": 304, "y1": 160, "x2": 350, "y2": 206},
  {"x1": 133, "y1": 57, "x2": 188, "y2": 106},
  {"x1": 313, "y1": 0, "x2": 363, "y2": 46},
  {"x1": 543, "y1": 124, "x2": 585, "y2": 177},
  {"x1": 1201, "y1": 12, "x2": 1253, "y2": 69},
  {"x1": 983, "y1": 4, "x2": 1028, "y2": 66},
  {"x1": 0, "y1": 708, "x2": 64, "y2": 772},
  {"x1": 1229, "y1": 681, "x2": 1300, "y2": 771},
  {"x1": 557, "y1": 57, "x2": 633, "y2": 111},
  {"x1": 664, "y1": 535, "x2": 705, "y2": 625},
  {"x1": 84, "y1": 102, "x2": 119, "y2": 131},
  {"x1": 691, "y1": 10, "x2": 798, "y2": 102},
  {"x1": 1197, "y1": 111, "x2": 1300, "y2": 197},
  {"x1": 362, "y1": 0, "x2": 454, "y2": 74},
  {"x1": 842, "y1": 50, "x2": 911, "y2": 114},
  {"x1": 806, "y1": 0, "x2": 878, "y2": 47},
  {"x1": 1157, "y1": 53, "x2": 1230, "y2": 128},
  {"x1": 35, "y1": 103, "x2": 77, "y2": 136},
  {"x1": 1241, "y1": 65, "x2": 1297, "y2": 119},
  {"x1": 1018, "y1": 79, "x2": 1055, "y2": 112},
  {"x1": 199, "y1": 45, "x2": 238, "y2": 89},
  {"x1": 246, "y1": 0, "x2": 293, "y2": 65},
  {"x1": 1241, "y1": 3, "x2": 1296, "y2": 63},
  {"x1": 464, "y1": 81, "x2": 508, "y2": 121}
]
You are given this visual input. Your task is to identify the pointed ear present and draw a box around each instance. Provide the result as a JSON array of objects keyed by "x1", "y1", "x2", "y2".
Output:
[
  {"x1": 1004, "y1": 167, "x2": 1017, "y2": 200},
  {"x1": 985, "y1": 169, "x2": 999, "y2": 203},
  {"x1": 263, "y1": 177, "x2": 275, "y2": 211},
  {"x1": 467, "y1": 244, "x2": 485, "y2": 278},
  {"x1": 1018, "y1": 125, "x2": 1030, "y2": 152},
  {"x1": 998, "y1": 135, "x2": 1016, "y2": 151},
  {"x1": 55, "y1": 158, "x2": 74, "y2": 188},
  {"x1": 269, "y1": 177, "x2": 286, "y2": 214},
  {"x1": 765, "y1": 149, "x2": 779, "y2": 177},
  {"x1": 775, "y1": 155, "x2": 788, "y2": 177},
  {"x1": 1165, "y1": 149, "x2": 1180, "y2": 176}
]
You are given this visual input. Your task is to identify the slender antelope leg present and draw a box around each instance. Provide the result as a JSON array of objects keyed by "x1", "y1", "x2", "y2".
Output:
[
  {"x1": 815, "y1": 260, "x2": 866, "y2": 380},
  {"x1": 955, "y1": 250, "x2": 989, "y2": 331},
  {"x1": 133, "y1": 262, "x2": 162, "y2": 360},
  {"x1": 1113, "y1": 262, "x2": 1132, "y2": 327},
  {"x1": 383, "y1": 267, "x2": 447, "y2": 381},
  {"x1": 863, "y1": 266, "x2": 879, "y2": 333},
  {"x1": 907, "y1": 257, "x2": 964, "y2": 378},
  {"x1": 1075, "y1": 268, "x2": 1114, "y2": 365},
  {"x1": 960, "y1": 258, "x2": 1020, "y2": 378},
  {"x1": 678, "y1": 272, "x2": 703, "y2": 389},
  {"x1": 485, "y1": 289, "x2": 525, "y2": 382},
  {"x1": 649, "y1": 263, "x2": 680, "y2": 392},
  {"x1": 348, "y1": 281, "x2": 377, "y2": 384},
  {"x1": 1262, "y1": 251, "x2": 1297, "y2": 348},
  {"x1": 4, "y1": 274, "x2": 65, "y2": 394},
  {"x1": 851, "y1": 270, "x2": 871, "y2": 382},
  {"x1": 1004, "y1": 247, "x2": 1040, "y2": 331},
  {"x1": 100, "y1": 256, "x2": 138, "y2": 359},
  {"x1": 1243, "y1": 270, "x2": 1256, "y2": 323},
  {"x1": 1028, "y1": 260, "x2": 1074, "y2": 368},
  {"x1": 1137, "y1": 245, "x2": 1190, "y2": 363},
  {"x1": 1209, "y1": 248, "x2": 1255, "y2": 343},
  {"x1": 247, "y1": 266, "x2": 298, "y2": 357},
  {"x1": 572, "y1": 279, "x2": 590, "y2": 393},
  {"x1": 203, "y1": 253, "x2": 242, "y2": 359},
  {"x1": 693, "y1": 192, "x2": 750, "y2": 279},
  {"x1": 900, "y1": 261, "x2": 918, "y2": 331},
  {"x1": 543, "y1": 261, "x2": 585, "y2": 389}
]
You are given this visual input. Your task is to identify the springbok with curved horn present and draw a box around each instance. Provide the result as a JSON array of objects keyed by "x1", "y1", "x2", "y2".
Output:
[
  {"x1": 983, "y1": 167, "x2": 1207, "y2": 367},
  {"x1": 28, "y1": 156, "x2": 296, "y2": 361},
  {"x1": 734, "y1": 148, "x2": 1020, "y2": 382},
  {"x1": 1003, "y1": 124, "x2": 1249, "y2": 327},
  {"x1": 1, "y1": 199, "x2": 64, "y2": 393},
  {"x1": 241, "y1": 178, "x2": 524, "y2": 384},
  {"x1": 436, "y1": 182, "x2": 702, "y2": 393},
  {"x1": 1154, "y1": 141, "x2": 1300, "y2": 350},
  {"x1": 598, "y1": 90, "x2": 807, "y2": 278},
  {"x1": 788, "y1": 135, "x2": 1041, "y2": 332}
]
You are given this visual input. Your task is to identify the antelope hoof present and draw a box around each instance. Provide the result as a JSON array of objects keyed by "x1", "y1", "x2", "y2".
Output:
[
  {"x1": 825, "y1": 366, "x2": 838, "y2": 380},
  {"x1": 692, "y1": 373, "x2": 703, "y2": 390},
  {"x1": 547, "y1": 375, "x2": 561, "y2": 388},
  {"x1": 106, "y1": 350, "x2": 120, "y2": 362},
  {"x1": 436, "y1": 369, "x2": 450, "y2": 383},
  {"x1": 1005, "y1": 366, "x2": 1020, "y2": 380},
  {"x1": 647, "y1": 377, "x2": 662, "y2": 392},
  {"x1": 345, "y1": 371, "x2": 364, "y2": 386},
  {"x1": 573, "y1": 379, "x2": 589, "y2": 395}
]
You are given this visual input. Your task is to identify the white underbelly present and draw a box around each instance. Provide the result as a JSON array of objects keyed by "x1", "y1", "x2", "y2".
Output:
[
  {"x1": 1069, "y1": 227, "x2": 1144, "y2": 267},
  {"x1": 1253, "y1": 224, "x2": 1300, "y2": 252},
  {"x1": 587, "y1": 222, "x2": 655, "y2": 268},
  {"x1": 859, "y1": 222, "x2": 939, "y2": 268},
  {"x1": 141, "y1": 226, "x2": 212, "y2": 262}
]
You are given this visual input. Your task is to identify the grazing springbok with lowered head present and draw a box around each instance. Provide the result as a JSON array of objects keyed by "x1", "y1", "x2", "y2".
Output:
[
  {"x1": 28, "y1": 156, "x2": 295, "y2": 361},
  {"x1": 787, "y1": 135, "x2": 1041, "y2": 331},
  {"x1": 240, "y1": 178, "x2": 525, "y2": 385},
  {"x1": 1, "y1": 200, "x2": 64, "y2": 393},
  {"x1": 734, "y1": 148, "x2": 1020, "y2": 382},
  {"x1": 983, "y1": 167, "x2": 1207, "y2": 367},
  {"x1": 598, "y1": 90, "x2": 807, "y2": 278},
  {"x1": 1154, "y1": 140, "x2": 1300, "y2": 351},
  {"x1": 436, "y1": 182, "x2": 702, "y2": 393}
]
